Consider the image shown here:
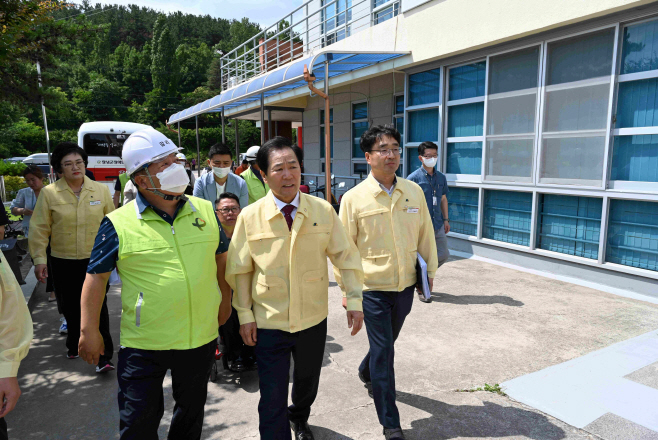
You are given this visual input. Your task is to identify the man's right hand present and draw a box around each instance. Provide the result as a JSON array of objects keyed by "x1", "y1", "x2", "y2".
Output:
[
  {"x1": 0, "y1": 377, "x2": 21, "y2": 418},
  {"x1": 239, "y1": 322, "x2": 258, "y2": 346},
  {"x1": 78, "y1": 329, "x2": 105, "y2": 366},
  {"x1": 35, "y1": 264, "x2": 48, "y2": 283}
]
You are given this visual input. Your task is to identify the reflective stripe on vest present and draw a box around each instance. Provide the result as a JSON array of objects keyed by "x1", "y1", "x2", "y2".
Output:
[{"x1": 108, "y1": 195, "x2": 221, "y2": 350}]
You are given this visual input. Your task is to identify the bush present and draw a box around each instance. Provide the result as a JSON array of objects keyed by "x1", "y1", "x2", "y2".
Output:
[
  {"x1": 4, "y1": 176, "x2": 27, "y2": 200},
  {"x1": 0, "y1": 161, "x2": 27, "y2": 176}
]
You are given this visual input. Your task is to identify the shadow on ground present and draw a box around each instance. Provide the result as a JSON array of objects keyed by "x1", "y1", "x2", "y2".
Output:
[
  {"x1": 397, "y1": 391, "x2": 566, "y2": 440},
  {"x1": 431, "y1": 292, "x2": 524, "y2": 307}
]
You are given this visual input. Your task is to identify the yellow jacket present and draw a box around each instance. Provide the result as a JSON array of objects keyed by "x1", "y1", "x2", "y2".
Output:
[
  {"x1": 336, "y1": 174, "x2": 438, "y2": 293},
  {"x1": 226, "y1": 191, "x2": 363, "y2": 333},
  {"x1": 0, "y1": 250, "x2": 33, "y2": 378},
  {"x1": 29, "y1": 176, "x2": 114, "y2": 265}
]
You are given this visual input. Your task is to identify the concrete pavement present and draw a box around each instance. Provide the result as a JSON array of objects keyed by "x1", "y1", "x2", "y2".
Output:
[{"x1": 7, "y1": 254, "x2": 658, "y2": 439}]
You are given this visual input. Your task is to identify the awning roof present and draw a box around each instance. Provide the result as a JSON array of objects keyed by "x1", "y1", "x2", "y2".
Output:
[{"x1": 167, "y1": 51, "x2": 409, "y2": 125}]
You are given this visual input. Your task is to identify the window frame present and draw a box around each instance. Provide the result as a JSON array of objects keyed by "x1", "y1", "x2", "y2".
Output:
[
  {"x1": 371, "y1": 0, "x2": 400, "y2": 26},
  {"x1": 351, "y1": 99, "x2": 370, "y2": 177},
  {"x1": 534, "y1": 23, "x2": 620, "y2": 190},
  {"x1": 444, "y1": 58, "x2": 487, "y2": 183}
]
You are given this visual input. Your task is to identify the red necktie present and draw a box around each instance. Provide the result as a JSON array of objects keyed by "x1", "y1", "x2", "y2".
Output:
[{"x1": 281, "y1": 204, "x2": 295, "y2": 231}]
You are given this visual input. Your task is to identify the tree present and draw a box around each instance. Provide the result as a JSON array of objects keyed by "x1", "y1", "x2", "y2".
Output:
[
  {"x1": 151, "y1": 18, "x2": 178, "y2": 95},
  {"x1": 176, "y1": 43, "x2": 213, "y2": 94}
]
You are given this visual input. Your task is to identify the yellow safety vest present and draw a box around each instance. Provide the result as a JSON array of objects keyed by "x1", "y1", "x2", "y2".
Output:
[
  {"x1": 107, "y1": 196, "x2": 221, "y2": 350},
  {"x1": 241, "y1": 167, "x2": 269, "y2": 205}
]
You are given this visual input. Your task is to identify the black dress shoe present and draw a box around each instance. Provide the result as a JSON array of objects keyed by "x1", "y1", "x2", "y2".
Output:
[
  {"x1": 290, "y1": 420, "x2": 315, "y2": 440},
  {"x1": 358, "y1": 370, "x2": 374, "y2": 399},
  {"x1": 383, "y1": 427, "x2": 405, "y2": 439}
]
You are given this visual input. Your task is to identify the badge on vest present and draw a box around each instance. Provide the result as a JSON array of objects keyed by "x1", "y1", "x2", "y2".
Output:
[
  {"x1": 90, "y1": 200, "x2": 101, "y2": 206},
  {"x1": 192, "y1": 217, "x2": 206, "y2": 230}
]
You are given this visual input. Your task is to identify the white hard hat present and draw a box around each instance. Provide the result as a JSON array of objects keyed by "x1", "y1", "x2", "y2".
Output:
[
  {"x1": 176, "y1": 153, "x2": 186, "y2": 161},
  {"x1": 245, "y1": 145, "x2": 260, "y2": 160},
  {"x1": 122, "y1": 128, "x2": 180, "y2": 175}
]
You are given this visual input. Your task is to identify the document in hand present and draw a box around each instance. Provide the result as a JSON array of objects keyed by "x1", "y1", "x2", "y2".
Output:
[{"x1": 416, "y1": 252, "x2": 431, "y2": 301}]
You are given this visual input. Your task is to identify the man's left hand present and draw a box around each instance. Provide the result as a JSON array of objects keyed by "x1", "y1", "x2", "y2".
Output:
[
  {"x1": 429, "y1": 277, "x2": 434, "y2": 292},
  {"x1": 0, "y1": 377, "x2": 21, "y2": 417},
  {"x1": 444, "y1": 220, "x2": 450, "y2": 234},
  {"x1": 218, "y1": 302, "x2": 232, "y2": 327},
  {"x1": 346, "y1": 311, "x2": 364, "y2": 336}
]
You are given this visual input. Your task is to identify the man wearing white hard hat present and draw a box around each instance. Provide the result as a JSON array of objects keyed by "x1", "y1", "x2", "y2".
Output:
[
  {"x1": 78, "y1": 127, "x2": 233, "y2": 439},
  {"x1": 240, "y1": 145, "x2": 270, "y2": 204},
  {"x1": 193, "y1": 143, "x2": 249, "y2": 208},
  {"x1": 175, "y1": 152, "x2": 195, "y2": 195}
]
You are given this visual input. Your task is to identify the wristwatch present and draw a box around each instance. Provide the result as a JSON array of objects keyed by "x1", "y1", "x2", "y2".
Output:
[{"x1": 444, "y1": 218, "x2": 450, "y2": 222}]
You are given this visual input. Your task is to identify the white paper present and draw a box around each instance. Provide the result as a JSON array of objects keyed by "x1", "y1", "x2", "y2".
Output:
[{"x1": 417, "y1": 252, "x2": 431, "y2": 300}]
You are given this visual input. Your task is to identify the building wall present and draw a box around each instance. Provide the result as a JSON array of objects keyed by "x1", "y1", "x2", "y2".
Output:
[{"x1": 302, "y1": 73, "x2": 405, "y2": 183}]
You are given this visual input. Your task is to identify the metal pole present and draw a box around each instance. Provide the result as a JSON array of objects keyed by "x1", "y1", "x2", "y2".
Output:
[
  {"x1": 267, "y1": 109, "x2": 272, "y2": 142},
  {"x1": 221, "y1": 108, "x2": 226, "y2": 144},
  {"x1": 195, "y1": 116, "x2": 201, "y2": 178},
  {"x1": 234, "y1": 119, "x2": 239, "y2": 162},
  {"x1": 260, "y1": 93, "x2": 265, "y2": 145},
  {"x1": 36, "y1": 60, "x2": 53, "y2": 180},
  {"x1": 324, "y1": 61, "x2": 331, "y2": 203}
]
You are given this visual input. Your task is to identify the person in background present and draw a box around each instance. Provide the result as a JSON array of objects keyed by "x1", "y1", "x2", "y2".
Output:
[
  {"x1": 226, "y1": 136, "x2": 364, "y2": 440},
  {"x1": 234, "y1": 158, "x2": 249, "y2": 176},
  {"x1": 176, "y1": 153, "x2": 195, "y2": 195},
  {"x1": 11, "y1": 166, "x2": 57, "y2": 303},
  {"x1": 0, "y1": 201, "x2": 8, "y2": 241},
  {"x1": 406, "y1": 141, "x2": 450, "y2": 302},
  {"x1": 0, "y1": 249, "x2": 33, "y2": 440},
  {"x1": 85, "y1": 169, "x2": 96, "y2": 181},
  {"x1": 240, "y1": 145, "x2": 269, "y2": 205},
  {"x1": 29, "y1": 141, "x2": 115, "y2": 373},
  {"x1": 214, "y1": 192, "x2": 255, "y2": 372},
  {"x1": 193, "y1": 144, "x2": 248, "y2": 208},
  {"x1": 113, "y1": 172, "x2": 130, "y2": 208},
  {"x1": 337, "y1": 125, "x2": 437, "y2": 440},
  {"x1": 78, "y1": 127, "x2": 232, "y2": 439}
]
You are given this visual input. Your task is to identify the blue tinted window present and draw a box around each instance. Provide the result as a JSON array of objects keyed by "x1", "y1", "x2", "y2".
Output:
[
  {"x1": 320, "y1": 125, "x2": 333, "y2": 158},
  {"x1": 611, "y1": 135, "x2": 658, "y2": 182},
  {"x1": 408, "y1": 109, "x2": 439, "y2": 142},
  {"x1": 409, "y1": 68, "x2": 441, "y2": 106},
  {"x1": 352, "y1": 121, "x2": 368, "y2": 158},
  {"x1": 483, "y1": 190, "x2": 532, "y2": 246},
  {"x1": 352, "y1": 102, "x2": 368, "y2": 120},
  {"x1": 621, "y1": 19, "x2": 658, "y2": 74},
  {"x1": 606, "y1": 199, "x2": 658, "y2": 271},
  {"x1": 448, "y1": 187, "x2": 479, "y2": 236},
  {"x1": 406, "y1": 147, "x2": 421, "y2": 175},
  {"x1": 616, "y1": 78, "x2": 658, "y2": 128},
  {"x1": 395, "y1": 95, "x2": 405, "y2": 114},
  {"x1": 537, "y1": 195, "x2": 602, "y2": 259},
  {"x1": 448, "y1": 103, "x2": 484, "y2": 138},
  {"x1": 320, "y1": 108, "x2": 333, "y2": 123},
  {"x1": 446, "y1": 142, "x2": 482, "y2": 175},
  {"x1": 546, "y1": 28, "x2": 615, "y2": 85},
  {"x1": 449, "y1": 62, "x2": 486, "y2": 101}
]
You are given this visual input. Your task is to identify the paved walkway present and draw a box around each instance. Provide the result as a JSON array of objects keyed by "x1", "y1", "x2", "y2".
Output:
[{"x1": 6, "y1": 255, "x2": 658, "y2": 439}]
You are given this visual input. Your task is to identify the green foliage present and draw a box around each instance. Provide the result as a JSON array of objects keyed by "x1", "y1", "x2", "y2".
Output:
[
  {"x1": 1, "y1": 2, "x2": 267, "y2": 158},
  {"x1": 456, "y1": 383, "x2": 507, "y2": 396},
  {"x1": 4, "y1": 176, "x2": 27, "y2": 201},
  {"x1": 0, "y1": 161, "x2": 27, "y2": 176}
]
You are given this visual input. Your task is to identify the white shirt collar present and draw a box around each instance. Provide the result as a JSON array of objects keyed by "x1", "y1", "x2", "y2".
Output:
[{"x1": 272, "y1": 191, "x2": 300, "y2": 211}]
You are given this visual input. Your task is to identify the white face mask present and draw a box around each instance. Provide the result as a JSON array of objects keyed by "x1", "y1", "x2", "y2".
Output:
[
  {"x1": 422, "y1": 157, "x2": 438, "y2": 168},
  {"x1": 156, "y1": 163, "x2": 189, "y2": 194},
  {"x1": 213, "y1": 167, "x2": 231, "y2": 179}
]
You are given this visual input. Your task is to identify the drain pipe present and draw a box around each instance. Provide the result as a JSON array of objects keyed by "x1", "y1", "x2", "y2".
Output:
[{"x1": 304, "y1": 63, "x2": 331, "y2": 203}]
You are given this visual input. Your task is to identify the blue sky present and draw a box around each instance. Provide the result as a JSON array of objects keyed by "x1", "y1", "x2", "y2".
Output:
[{"x1": 72, "y1": 0, "x2": 305, "y2": 27}]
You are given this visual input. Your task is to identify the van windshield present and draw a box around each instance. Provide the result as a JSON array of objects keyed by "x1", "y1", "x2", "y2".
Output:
[{"x1": 83, "y1": 134, "x2": 128, "y2": 156}]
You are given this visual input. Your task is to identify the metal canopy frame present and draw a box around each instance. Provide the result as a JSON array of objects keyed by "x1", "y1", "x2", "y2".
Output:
[{"x1": 166, "y1": 50, "x2": 409, "y2": 126}]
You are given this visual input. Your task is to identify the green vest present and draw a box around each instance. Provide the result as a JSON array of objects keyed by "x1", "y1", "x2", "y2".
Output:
[
  {"x1": 107, "y1": 196, "x2": 221, "y2": 350},
  {"x1": 242, "y1": 167, "x2": 270, "y2": 205},
  {"x1": 118, "y1": 172, "x2": 130, "y2": 206}
]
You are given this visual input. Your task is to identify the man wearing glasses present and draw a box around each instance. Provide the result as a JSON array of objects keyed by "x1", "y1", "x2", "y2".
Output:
[
  {"x1": 214, "y1": 192, "x2": 256, "y2": 371},
  {"x1": 336, "y1": 125, "x2": 437, "y2": 440},
  {"x1": 407, "y1": 141, "x2": 450, "y2": 302}
]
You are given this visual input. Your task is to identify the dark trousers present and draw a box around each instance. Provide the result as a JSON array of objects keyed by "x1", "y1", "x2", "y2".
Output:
[
  {"x1": 117, "y1": 339, "x2": 216, "y2": 440},
  {"x1": 255, "y1": 319, "x2": 327, "y2": 440},
  {"x1": 359, "y1": 286, "x2": 414, "y2": 429},
  {"x1": 0, "y1": 417, "x2": 6, "y2": 440},
  {"x1": 50, "y1": 256, "x2": 113, "y2": 363},
  {"x1": 220, "y1": 306, "x2": 254, "y2": 362}
]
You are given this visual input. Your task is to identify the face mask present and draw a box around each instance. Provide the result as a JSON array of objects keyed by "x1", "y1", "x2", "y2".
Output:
[
  {"x1": 156, "y1": 163, "x2": 189, "y2": 194},
  {"x1": 422, "y1": 157, "x2": 438, "y2": 168},
  {"x1": 213, "y1": 167, "x2": 231, "y2": 178}
]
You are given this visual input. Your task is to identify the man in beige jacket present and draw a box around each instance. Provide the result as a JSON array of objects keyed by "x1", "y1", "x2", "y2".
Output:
[
  {"x1": 226, "y1": 136, "x2": 364, "y2": 440},
  {"x1": 0, "y1": 250, "x2": 33, "y2": 440}
]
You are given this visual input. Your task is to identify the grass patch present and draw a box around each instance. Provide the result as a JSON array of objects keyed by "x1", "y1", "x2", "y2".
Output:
[
  {"x1": 6, "y1": 207, "x2": 20, "y2": 222},
  {"x1": 456, "y1": 383, "x2": 507, "y2": 396}
]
